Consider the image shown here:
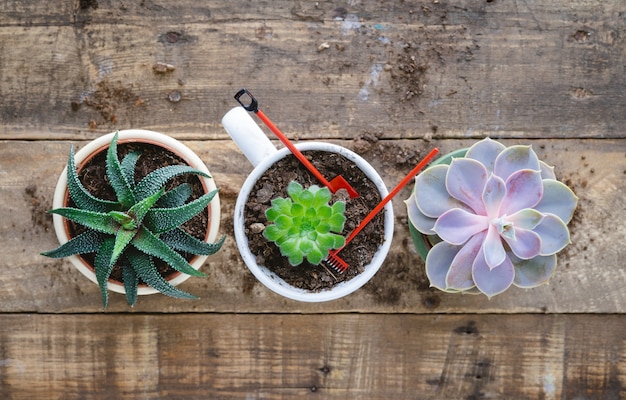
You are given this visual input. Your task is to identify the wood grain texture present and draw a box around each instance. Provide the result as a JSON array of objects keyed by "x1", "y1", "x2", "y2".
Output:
[
  {"x1": 0, "y1": 1, "x2": 625, "y2": 139},
  {"x1": 1, "y1": 1, "x2": 625, "y2": 397},
  {"x1": 0, "y1": 314, "x2": 624, "y2": 399},
  {"x1": 1, "y1": 138, "x2": 623, "y2": 313}
]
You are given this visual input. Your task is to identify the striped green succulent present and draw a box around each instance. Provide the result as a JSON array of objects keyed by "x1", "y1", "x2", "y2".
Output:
[{"x1": 42, "y1": 132, "x2": 224, "y2": 308}]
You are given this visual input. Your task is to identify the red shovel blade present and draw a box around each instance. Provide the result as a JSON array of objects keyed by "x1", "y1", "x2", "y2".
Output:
[{"x1": 329, "y1": 175, "x2": 359, "y2": 199}]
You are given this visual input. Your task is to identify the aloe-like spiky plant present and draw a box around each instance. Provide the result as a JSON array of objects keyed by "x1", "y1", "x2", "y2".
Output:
[
  {"x1": 263, "y1": 181, "x2": 346, "y2": 266},
  {"x1": 42, "y1": 132, "x2": 224, "y2": 307}
]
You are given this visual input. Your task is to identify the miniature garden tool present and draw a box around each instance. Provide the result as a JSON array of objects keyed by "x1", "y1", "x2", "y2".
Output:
[
  {"x1": 323, "y1": 147, "x2": 440, "y2": 273},
  {"x1": 235, "y1": 88, "x2": 359, "y2": 198}
]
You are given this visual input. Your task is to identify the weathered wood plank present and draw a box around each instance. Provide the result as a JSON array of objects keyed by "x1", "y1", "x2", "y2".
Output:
[
  {"x1": 0, "y1": 1, "x2": 624, "y2": 139},
  {"x1": 1, "y1": 3, "x2": 624, "y2": 399},
  {"x1": 1, "y1": 138, "x2": 623, "y2": 313},
  {"x1": 0, "y1": 314, "x2": 624, "y2": 399}
]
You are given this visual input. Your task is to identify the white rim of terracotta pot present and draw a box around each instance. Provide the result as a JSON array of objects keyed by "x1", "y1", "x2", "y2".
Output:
[
  {"x1": 234, "y1": 141, "x2": 394, "y2": 302},
  {"x1": 51, "y1": 129, "x2": 221, "y2": 295}
]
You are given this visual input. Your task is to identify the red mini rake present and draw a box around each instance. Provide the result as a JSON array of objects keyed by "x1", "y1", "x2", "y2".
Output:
[
  {"x1": 235, "y1": 88, "x2": 359, "y2": 198},
  {"x1": 322, "y1": 148, "x2": 440, "y2": 273}
]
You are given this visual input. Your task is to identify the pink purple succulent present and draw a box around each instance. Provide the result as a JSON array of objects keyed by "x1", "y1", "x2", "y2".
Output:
[{"x1": 406, "y1": 138, "x2": 578, "y2": 298}]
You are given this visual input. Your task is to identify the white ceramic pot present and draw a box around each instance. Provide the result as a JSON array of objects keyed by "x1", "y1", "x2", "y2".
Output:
[
  {"x1": 222, "y1": 107, "x2": 394, "y2": 302},
  {"x1": 51, "y1": 129, "x2": 221, "y2": 295}
]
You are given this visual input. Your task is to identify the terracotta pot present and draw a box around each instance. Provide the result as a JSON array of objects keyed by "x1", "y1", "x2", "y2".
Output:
[
  {"x1": 223, "y1": 107, "x2": 394, "y2": 302},
  {"x1": 51, "y1": 129, "x2": 221, "y2": 295}
]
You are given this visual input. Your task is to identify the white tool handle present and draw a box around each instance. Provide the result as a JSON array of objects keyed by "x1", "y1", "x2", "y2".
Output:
[{"x1": 221, "y1": 107, "x2": 277, "y2": 167}]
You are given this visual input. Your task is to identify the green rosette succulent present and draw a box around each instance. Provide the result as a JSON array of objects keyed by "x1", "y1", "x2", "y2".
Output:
[
  {"x1": 42, "y1": 132, "x2": 225, "y2": 308},
  {"x1": 263, "y1": 181, "x2": 346, "y2": 266}
]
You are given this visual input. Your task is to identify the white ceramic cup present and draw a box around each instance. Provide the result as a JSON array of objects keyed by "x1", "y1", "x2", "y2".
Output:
[
  {"x1": 222, "y1": 107, "x2": 394, "y2": 302},
  {"x1": 51, "y1": 129, "x2": 221, "y2": 295}
]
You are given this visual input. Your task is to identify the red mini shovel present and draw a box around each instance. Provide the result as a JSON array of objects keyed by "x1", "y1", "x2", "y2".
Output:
[{"x1": 235, "y1": 88, "x2": 359, "y2": 198}]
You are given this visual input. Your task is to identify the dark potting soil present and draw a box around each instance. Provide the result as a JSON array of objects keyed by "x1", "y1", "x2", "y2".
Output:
[
  {"x1": 243, "y1": 150, "x2": 385, "y2": 292},
  {"x1": 69, "y1": 141, "x2": 209, "y2": 283}
]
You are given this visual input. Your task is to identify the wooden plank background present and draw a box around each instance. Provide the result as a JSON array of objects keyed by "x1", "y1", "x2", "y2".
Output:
[
  {"x1": 0, "y1": 314, "x2": 624, "y2": 399},
  {"x1": 1, "y1": 1, "x2": 625, "y2": 140},
  {"x1": 0, "y1": 0, "x2": 624, "y2": 398}
]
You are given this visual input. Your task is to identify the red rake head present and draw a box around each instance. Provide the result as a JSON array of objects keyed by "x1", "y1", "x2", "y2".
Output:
[{"x1": 322, "y1": 249, "x2": 349, "y2": 274}]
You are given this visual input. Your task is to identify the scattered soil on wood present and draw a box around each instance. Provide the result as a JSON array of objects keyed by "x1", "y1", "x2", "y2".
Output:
[
  {"x1": 79, "y1": 0, "x2": 98, "y2": 10},
  {"x1": 243, "y1": 151, "x2": 385, "y2": 292},
  {"x1": 75, "y1": 80, "x2": 144, "y2": 128},
  {"x1": 389, "y1": 46, "x2": 429, "y2": 101},
  {"x1": 67, "y1": 141, "x2": 208, "y2": 284},
  {"x1": 24, "y1": 184, "x2": 53, "y2": 234}
]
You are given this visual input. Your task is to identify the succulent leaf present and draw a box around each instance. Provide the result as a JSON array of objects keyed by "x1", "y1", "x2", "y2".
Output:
[
  {"x1": 539, "y1": 161, "x2": 556, "y2": 180},
  {"x1": 306, "y1": 246, "x2": 324, "y2": 265},
  {"x1": 472, "y1": 246, "x2": 515, "y2": 298},
  {"x1": 66, "y1": 145, "x2": 119, "y2": 213},
  {"x1": 415, "y1": 165, "x2": 467, "y2": 218},
  {"x1": 465, "y1": 137, "x2": 505, "y2": 173},
  {"x1": 94, "y1": 237, "x2": 116, "y2": 309},
  {"x1": 483, "y1": 225, "x2": 507, "y2": 269},
  {"x1": 434, "y1": 208, "x2": 487, "y2": 245},
  {"x1": 120, "y1": 151, "x2": 140, "y2": 190},
  {"x1": 263, "y1": 182, "x2": 346, "y2": 266},
  {"x1": 331, "y1": 201, "x2": 345, "y2": 216},
  {"x1": 126, "y1": 249, "x2": 197, "y2": 300},
  {"x1": 132, "y1": 226, "x2": 205, "y2": 277},
  {"x1": 535, "y1": 180, "x2": 578, "y2": 224},
  {"x1": 500, "y1": 169, "x2": 543, "y2": 215},
  {"x1": 121, "y1": 264, "x2": 139, "y2": 307},
  {"x1": 106, "y1": 132, "x2": 136, "y2": 208},
  {"x1": 426, "y1": 241, "x2": 460, "y2": 291},
  {"x1": 160, "y1": 228, "x2": 226, "y2": 255},
  {"x1": 49, "y1": 208, "x2": 118, "y2": 235},
  {"x1": 502, "y1": 227, "x2": 541, "y2": 260},
  {"x1": 111, "y1": 227, "x2": 137, "y2": 268},
  {"x1": 40, "y1": 230, "x2": 105, "y2": 258},
  {"x1": 313, "y1": 186, "x2": 332, "y2": 208},
  {"x1": 533, "y1": 213, "x2": 571, "y2": 255},
  {"x1": 263, "y1": 225, "x2": 282, "y2": 242},
  {"x1": 446, "y1": 232, "x2": 484, "y2": 291},
  {"x1": 156, "y1": 183, "x2": 192, "y2": 208},
  {"x1": 405, "y1": 192, "x2": 437, "y2": 235},
  {"x1": 482, "y1": 174, "x2": 506, "y2": 219},
  {"x1": 494, "y1": 145, "x2": 540, "y2": 180},
  {"x1": 134, "y1": 165, "x2": 210, "y2": 201},
  {"x1": 146, "y1": 189, "x2": 218, "y2": 234},
  {"x1": 512, "y1": 253, "x2": 557, "y2": 288},
  {"x1": 446, "y1": 158, "x2": 488, "y2": 215},
  {"x1": 332, "y1": 234, "x2": 346, "y2": 249}
]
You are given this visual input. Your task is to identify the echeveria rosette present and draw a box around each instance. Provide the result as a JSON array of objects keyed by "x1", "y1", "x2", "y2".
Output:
[
  {"x1": 405, "y1": 138, "x2": 578, "y2": 298},
  {"x1": 264, "y1": 181, "x2": 346, "y2": 266}
]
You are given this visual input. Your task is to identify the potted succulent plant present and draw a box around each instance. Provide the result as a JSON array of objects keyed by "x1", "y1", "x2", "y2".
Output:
[
  {"x1": 222, "y1": 107, "x2": 394, "y2": 302},
  {"x1": 263, "y1": 181, "x2": 347, "y2": 267},
  {"x1": 42, "y1": 130, "x2": 224, "y2": 308},
  {"x1": 405, "y1": 138, "x2": 578, "y2": 298}
]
